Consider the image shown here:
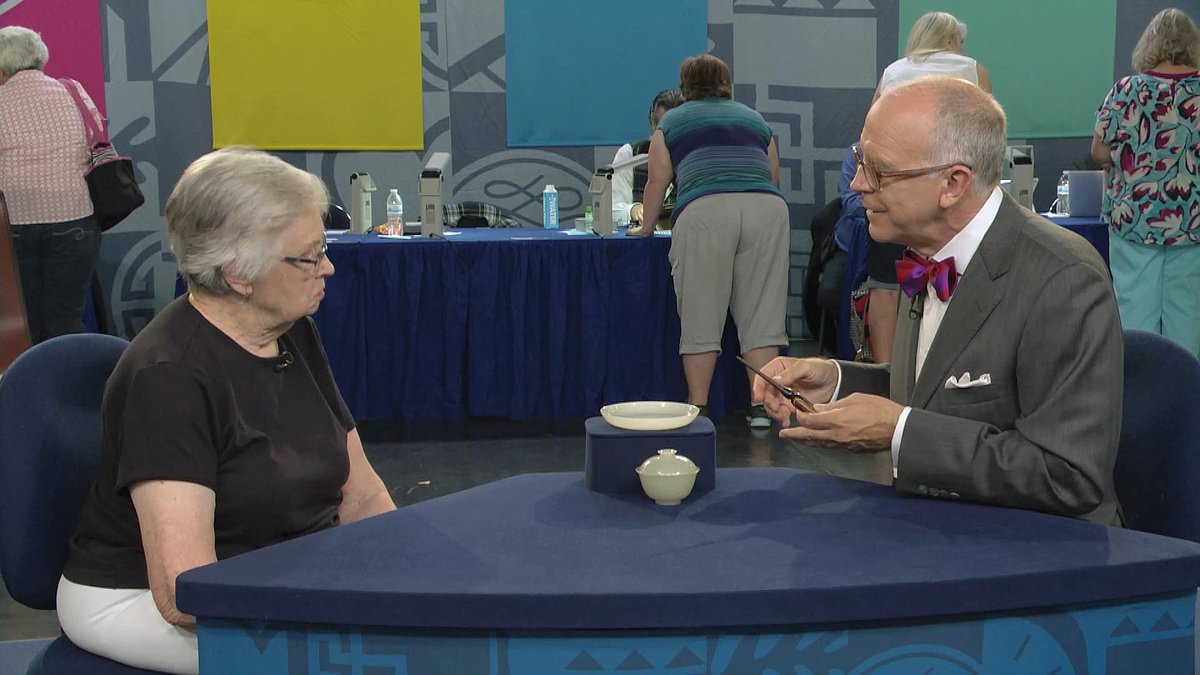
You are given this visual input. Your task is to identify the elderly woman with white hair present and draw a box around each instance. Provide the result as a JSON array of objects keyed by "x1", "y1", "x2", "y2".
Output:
[
  {"x1": 0, "y1": 25, "x2": 105, "y2": 343},
  {"x1": 56, "y1": 148, "x2": 396, "y2": 674}
]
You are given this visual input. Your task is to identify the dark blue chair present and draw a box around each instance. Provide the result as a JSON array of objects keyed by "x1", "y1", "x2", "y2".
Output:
[
  {"x1": 0, "y1": 333, "x2": 161, "y2": 674},
  {"x1": 1115, "y1": 329, "x2": 1200, "y2": 543}
]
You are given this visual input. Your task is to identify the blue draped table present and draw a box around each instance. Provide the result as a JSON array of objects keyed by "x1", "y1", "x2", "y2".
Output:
[
  {"x1": 312, "y1": 229, "x2": 750, "y2": 422},
  {"x1": 1045, "y1": 213, "x2": 1109, "y2": 264},
  {"x1": 178, "y1": 468, "x2": 1200, "y2": 674}
]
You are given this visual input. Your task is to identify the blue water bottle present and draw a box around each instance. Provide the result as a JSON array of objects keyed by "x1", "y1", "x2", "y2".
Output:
[{"x1": 543, "y1": 184, "x2": 558, "y2": 229}]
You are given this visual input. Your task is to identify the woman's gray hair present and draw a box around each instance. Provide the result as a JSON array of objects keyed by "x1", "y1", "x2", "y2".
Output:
[
  {"x1": 893, "y1": 76, "x2": 1007, "y2": 197},
  {"x1": 0, "y1": 26, "x2": 49, "y2": 75},
  {"x1": 166, "y1": 147, "x2": 329, "y2": 295},
  {"x1": 905, "y1": 12, "x2": 967, "y2": 60},
  {"x1": 1132, "y1": 8, "x2": 1200, "y2": 72}
]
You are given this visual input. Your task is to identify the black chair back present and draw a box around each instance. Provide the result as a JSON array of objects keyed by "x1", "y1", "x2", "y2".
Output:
[{"x1": 324, "y1": 203, "x2": 351, "y2": 230}]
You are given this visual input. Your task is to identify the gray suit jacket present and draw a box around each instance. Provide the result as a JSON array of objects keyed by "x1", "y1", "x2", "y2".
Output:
[{"x1": 840, "y1": 193, "x2": 1123, "y2": 524}]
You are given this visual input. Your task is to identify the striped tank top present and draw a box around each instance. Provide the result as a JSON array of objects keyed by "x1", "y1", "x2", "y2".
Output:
[{"x1": 657, "y1": 98, "x2": 782, "y2": 222}]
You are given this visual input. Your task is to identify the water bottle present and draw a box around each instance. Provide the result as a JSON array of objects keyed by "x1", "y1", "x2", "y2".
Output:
[
  {"x1": 585, "y1": 204, "x2": 594, "y2": 231},
  {"x1": 1056, "y1": 173, "x2": 1070, "y2": 216},
  {"x1": 386, "y1": 189, "x2": 404, "y2": 235},
  {"x1": 542, "y1": 185, "x2": 558, "y2": 229}
]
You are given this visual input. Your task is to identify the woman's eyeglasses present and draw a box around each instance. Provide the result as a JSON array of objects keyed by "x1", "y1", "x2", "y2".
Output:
[{"x1": 282, "y1": 237, "x2": 328, "y2": 276}]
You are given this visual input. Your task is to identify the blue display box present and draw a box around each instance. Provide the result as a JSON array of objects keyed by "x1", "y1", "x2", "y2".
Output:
[{"x1": 584, "y1": 416, "x2": 716, "y2": 495}]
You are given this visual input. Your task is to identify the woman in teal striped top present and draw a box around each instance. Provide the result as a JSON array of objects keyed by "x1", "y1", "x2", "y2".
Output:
[{"x1": 632, "y1": 53, "x2": 789, "y2": 427}]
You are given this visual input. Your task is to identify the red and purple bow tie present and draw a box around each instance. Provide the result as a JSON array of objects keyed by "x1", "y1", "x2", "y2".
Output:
[{"x1": 895, "y1": 249, "x2": 958, "y2": 301}]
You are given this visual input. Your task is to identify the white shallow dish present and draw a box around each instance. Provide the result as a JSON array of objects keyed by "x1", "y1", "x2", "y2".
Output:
[{"x1": 600, "y1": 401, "x2": 700, "y2": 431}]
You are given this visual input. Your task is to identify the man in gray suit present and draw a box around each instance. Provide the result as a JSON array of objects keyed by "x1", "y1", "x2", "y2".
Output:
[{"x1": 756, "y1": 76, "x2": 1123, "y2": 524}]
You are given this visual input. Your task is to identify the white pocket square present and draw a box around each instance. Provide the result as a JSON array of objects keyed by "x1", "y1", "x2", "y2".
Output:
[{"x1": 944, "y1": 372, "x2": 992, "y2": 389}]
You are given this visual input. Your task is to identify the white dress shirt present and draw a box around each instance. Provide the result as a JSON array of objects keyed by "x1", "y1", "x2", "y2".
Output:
[{"x1": 889, "y1": 187, "x2": 1003, "y2": 473}]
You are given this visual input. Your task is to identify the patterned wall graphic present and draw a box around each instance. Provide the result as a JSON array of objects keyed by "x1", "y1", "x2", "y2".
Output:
[
  {"x1": 17, "y1": 0, "x2": 1165, "y2": 340},
  {"x1": 722, "y1": 1, "x2": 898, "y2": 334},
  {"x1": 198, "y1": 592, "x2": 1196, "y2": 674}
]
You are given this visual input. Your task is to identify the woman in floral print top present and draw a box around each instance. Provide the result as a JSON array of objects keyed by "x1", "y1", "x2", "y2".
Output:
[{"x1": 1093, "y1": 8, "x2": 1200, "y2": 355}]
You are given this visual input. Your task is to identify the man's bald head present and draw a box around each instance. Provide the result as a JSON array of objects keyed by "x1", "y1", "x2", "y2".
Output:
[{"x1": 872, "y1": 76, "x2": 1007, "y2": 196}]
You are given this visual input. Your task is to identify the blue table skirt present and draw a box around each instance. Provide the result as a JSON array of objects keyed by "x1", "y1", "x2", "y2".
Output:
[{"x1": 313, "y1": 229, "x2": 751, "y2": 422}]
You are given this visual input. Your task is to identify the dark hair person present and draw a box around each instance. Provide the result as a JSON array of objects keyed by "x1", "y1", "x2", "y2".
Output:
[{"x1": 631, "y1": 54, "x2": 788, "y2": 429}]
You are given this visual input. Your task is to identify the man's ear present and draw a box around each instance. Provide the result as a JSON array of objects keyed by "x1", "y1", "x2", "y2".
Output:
[{"x1": 939, "y1": 166, "x2": 974, "y2": 209}]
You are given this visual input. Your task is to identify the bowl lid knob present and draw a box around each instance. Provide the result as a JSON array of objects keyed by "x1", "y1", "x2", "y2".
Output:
[{"x1": 637, "y1": 448, "x2": 699, "y2": 475}]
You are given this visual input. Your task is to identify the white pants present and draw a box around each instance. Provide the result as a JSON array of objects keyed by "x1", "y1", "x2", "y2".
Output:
[{"x1": 56, "y1": 576, "x2": 199, "y2": 675}]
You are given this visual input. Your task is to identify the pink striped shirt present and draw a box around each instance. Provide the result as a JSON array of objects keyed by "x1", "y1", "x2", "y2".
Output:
[{"x1": 0, "y1": 70, "x2": 103, "y2": 225}]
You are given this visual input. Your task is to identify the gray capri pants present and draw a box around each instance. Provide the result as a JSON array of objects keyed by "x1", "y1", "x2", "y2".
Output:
[{"x1": 668, "y1": 192, "x2": 790, "y2": 354}]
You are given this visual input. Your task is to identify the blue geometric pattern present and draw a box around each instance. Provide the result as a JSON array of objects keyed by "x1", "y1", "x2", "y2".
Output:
[{"x1": 197, "y1": 591, "x2": 1195, "y2": 674}]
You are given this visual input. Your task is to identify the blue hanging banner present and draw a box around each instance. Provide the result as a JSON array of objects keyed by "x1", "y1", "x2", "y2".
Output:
[{"x1": 505, "y1": 0, "x2": 708, "y2": 148}]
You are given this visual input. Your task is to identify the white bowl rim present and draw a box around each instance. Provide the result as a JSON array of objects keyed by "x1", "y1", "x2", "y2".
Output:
[
  {"x1": 601, "y1": 401, "x2": 699, "y2": 413},
  {"x1": 600, "y1": 401, "x2": 700, "y2": 431}
]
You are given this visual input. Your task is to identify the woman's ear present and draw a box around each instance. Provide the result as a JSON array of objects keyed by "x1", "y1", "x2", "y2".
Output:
[{"x1": 222, "y1": 269, "x2": 253, "y2": 299}]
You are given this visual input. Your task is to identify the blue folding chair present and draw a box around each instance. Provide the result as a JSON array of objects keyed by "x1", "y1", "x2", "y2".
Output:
[
  {"x1": 1115, "y1": 329, "x2": 1200, "y2": 543},
  {"x1": 0, "y1": 333, "x2": 162, "y2": 674}
]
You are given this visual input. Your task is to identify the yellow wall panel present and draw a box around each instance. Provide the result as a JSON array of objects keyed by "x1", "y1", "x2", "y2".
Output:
[{"x1": 208, "y1": 0, "x2": 423, "y2": 150}]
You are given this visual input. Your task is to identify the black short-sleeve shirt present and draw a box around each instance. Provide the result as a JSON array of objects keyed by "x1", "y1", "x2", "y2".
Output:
[{"x1": 64, "y1": 297, "x2": 355, "y2": 588}]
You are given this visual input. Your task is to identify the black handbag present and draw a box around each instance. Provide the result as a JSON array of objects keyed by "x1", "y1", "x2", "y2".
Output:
[{"x1": 59, "y1": 79, "x2": 144, "y2": 231}]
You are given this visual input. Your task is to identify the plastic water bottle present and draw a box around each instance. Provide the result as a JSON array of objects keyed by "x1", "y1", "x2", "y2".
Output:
[
  {"x1": 386, "y1": 189, "x2": 404, "y2": 235},
  {"x1": 1056, "y1": 173, "x2": 1070, "y2": 216},
  {"x1": 543, "y1": 184, "x2": 558, "y2": 229},
  {"x1": 585, "y1": 204, "x2": 594, "y2": 231}
]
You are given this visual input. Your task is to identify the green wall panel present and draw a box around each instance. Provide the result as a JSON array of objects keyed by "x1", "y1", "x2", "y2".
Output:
[{"x1": 900, "y1": 0, "x2": 1117, "y2": 139}]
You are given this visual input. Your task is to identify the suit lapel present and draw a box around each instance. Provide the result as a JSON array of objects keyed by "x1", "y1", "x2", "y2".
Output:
[
  {"x1": 910, "y1": 261, "x2": 1001, "y2": 406},
  {"x1": 907, "y1": 194, "x2": 1022, "y2": 408}
]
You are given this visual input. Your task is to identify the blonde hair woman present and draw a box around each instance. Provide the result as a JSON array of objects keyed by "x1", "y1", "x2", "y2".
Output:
[
  {"x1": 877, "y1": 11, "x2": 992, "y2": 100},
  {"x1": 861, "y1": 11, "x2": 992, "y2": 365}
]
